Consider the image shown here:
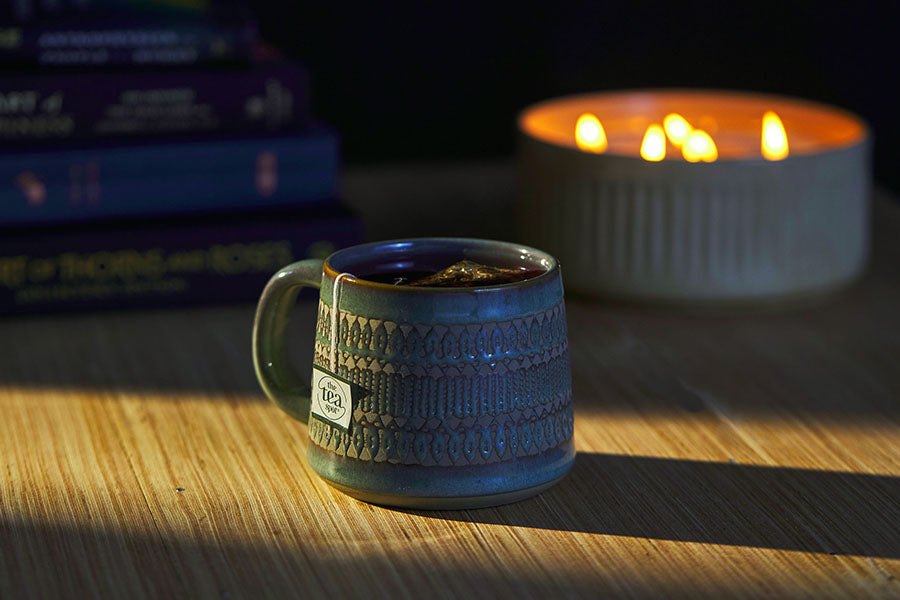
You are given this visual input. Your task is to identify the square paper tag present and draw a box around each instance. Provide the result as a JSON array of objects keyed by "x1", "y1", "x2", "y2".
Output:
[{"x1": 310, "y1": 365, "x2": 354, "y2": 431}]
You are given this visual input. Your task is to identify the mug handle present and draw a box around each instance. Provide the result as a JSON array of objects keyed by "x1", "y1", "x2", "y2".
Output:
[{"x1": 252, "y1": 258, "x2": 324, "y2": 423}]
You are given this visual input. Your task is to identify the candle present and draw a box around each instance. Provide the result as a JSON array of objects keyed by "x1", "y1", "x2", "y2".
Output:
[{"x1": 517, "y1": 89, "x2": 870, "y2": 306}]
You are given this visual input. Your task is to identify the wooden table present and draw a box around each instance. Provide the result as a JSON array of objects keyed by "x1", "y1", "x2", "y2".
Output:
[{"x1": 2, "y1": 188, "x2": 899, "y2": 599}]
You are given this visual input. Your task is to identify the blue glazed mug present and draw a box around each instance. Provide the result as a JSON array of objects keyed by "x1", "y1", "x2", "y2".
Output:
[{"x1": 252, "y1": 238, "x2": 574, "y2": 509}]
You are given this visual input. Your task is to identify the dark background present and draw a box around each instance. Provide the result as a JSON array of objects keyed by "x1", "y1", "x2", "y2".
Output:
[{"x1": 255, "y1": 1, "x2": 899, "y2": 192}]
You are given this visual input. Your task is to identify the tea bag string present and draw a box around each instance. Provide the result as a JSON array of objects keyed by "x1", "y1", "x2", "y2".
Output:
[{"x1": 330, "y1": 272, "x2": 355, "y2": 372}]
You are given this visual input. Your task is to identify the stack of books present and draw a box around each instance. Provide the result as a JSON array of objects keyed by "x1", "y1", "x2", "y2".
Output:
[{"x1": 0, "y1": 1, "x2": 361, "y2": 315}]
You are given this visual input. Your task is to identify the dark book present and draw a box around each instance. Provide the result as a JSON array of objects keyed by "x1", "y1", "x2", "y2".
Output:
[
  {"x1": 0, "y1": 126, "x2": 340, "y2": 226},
  {"x1": 2, "y1": 0, "x2": 83, "y2": 23},
  {"x1": 0, "y1": 204, "x2": 363, "y2": 315},
  {"x1": 0, "y1": 57, "x2": 307, "y2": 143},
  {"x1": 0, "y1": 5, "x2": 257, "y2": 66},
  {"x1": 3, "y1": 1, "x2": 217, "y2": 23}
]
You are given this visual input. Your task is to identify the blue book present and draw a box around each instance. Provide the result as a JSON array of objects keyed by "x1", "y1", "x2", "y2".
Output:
[{"x1": 0, "y1": 126, "x2": 340, "y2": 226}]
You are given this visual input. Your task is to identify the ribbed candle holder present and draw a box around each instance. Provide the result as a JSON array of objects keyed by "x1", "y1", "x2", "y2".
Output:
[{"x1": 517, "y1": 90, "x2": 871, "y2": 306}]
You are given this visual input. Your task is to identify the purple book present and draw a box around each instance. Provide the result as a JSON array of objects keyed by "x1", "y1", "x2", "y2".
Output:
[
  {"x1": 0, "y1": 204, "x2": 363, "y2": 315},
  {"x1": 0, "y1": 57, "x2": 308, "y2": 143}
]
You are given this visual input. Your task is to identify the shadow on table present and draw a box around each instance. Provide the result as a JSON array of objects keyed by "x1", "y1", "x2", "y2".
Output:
[
  {"x1": 413, "y1": 452, "x2": 900, "y2": 559},
  {"x1": 0, "y1": 518, "x2": 610, "y2": 599},
  {"x1": 0, "y1": 302, "x2": 319, "y2": 396},
  {"x1": 3, "y1": 455, "x2": 898, "y2": 598}
]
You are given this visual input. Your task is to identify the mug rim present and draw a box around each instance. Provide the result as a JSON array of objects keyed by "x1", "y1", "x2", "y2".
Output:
[{"x1": 323, "y1": 237, "x2": 560, "y2": 293}]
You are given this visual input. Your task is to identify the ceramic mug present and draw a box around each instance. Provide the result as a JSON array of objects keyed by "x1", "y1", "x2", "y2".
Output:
[{"x1": 252, "y1": 237, "x2": 574, "y2": 509}]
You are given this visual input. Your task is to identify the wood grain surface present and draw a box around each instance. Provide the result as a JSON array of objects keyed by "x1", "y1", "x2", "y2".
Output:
[{"x1": 2, "y1": 193, "x2": 899, "y2": 599}]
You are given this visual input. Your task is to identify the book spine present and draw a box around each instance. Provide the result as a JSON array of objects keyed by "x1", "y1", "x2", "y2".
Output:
[
  {"x1": 0, "y1": 60, "x2": 308, "y2": 142},
  {"x1": 0, "y1": 17, "x2": 258, "y2": 66},
  {"x1": 2, "y1": 0, "x2": 38, "y2": 23},
  {"x1": 2, "y1": 1, "x2": 108, "y2": 22},
  {"x1": 0, "y1": 210, "x2": 363, "y2": 315},
  {"x1": 0, "y1": 129, "x2": 340, "y2": 226},
  {"x1": 2, "y1": 2, "x2": 230, "y2": 24}
]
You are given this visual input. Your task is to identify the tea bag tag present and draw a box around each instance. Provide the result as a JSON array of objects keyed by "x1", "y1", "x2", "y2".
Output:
[
  {"x1": 310, "y1": 366, "x2": 355, "y2": 431},
  {"x1": 309, "y1": 271, "x2": 358, "y2": 431}
]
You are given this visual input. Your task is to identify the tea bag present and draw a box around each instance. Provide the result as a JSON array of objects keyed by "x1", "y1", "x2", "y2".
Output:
[{"x1": 408, "y1": 259, "x2": 536, "y2": 287}]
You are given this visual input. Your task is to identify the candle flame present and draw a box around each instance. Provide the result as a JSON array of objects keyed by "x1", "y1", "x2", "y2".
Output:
[
  {"x1": 640, "y1": 124, "x2": 666, "y2": 161},
  {"x1": 575, "y1": 113, "x2": 608, "y2": 153},
  {"x1": 663, "y1": 113, "x2": 692, "y2": 147},
  {"x1": 761, "y1": 111, "x2": 789, "y2": 160},
  {"x1": 682, "y1": 129, "x2": 718, "y2": 162}
]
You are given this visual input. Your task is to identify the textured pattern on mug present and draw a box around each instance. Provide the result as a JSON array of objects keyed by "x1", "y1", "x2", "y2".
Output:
[{"x1": 310, "y1": 299, "x2": 573, "y2": 466}]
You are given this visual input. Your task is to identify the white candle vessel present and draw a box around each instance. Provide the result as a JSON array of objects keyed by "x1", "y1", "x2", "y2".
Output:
[{"x1": 518, "y1": 90, "x2": 870, "y2": 306}]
